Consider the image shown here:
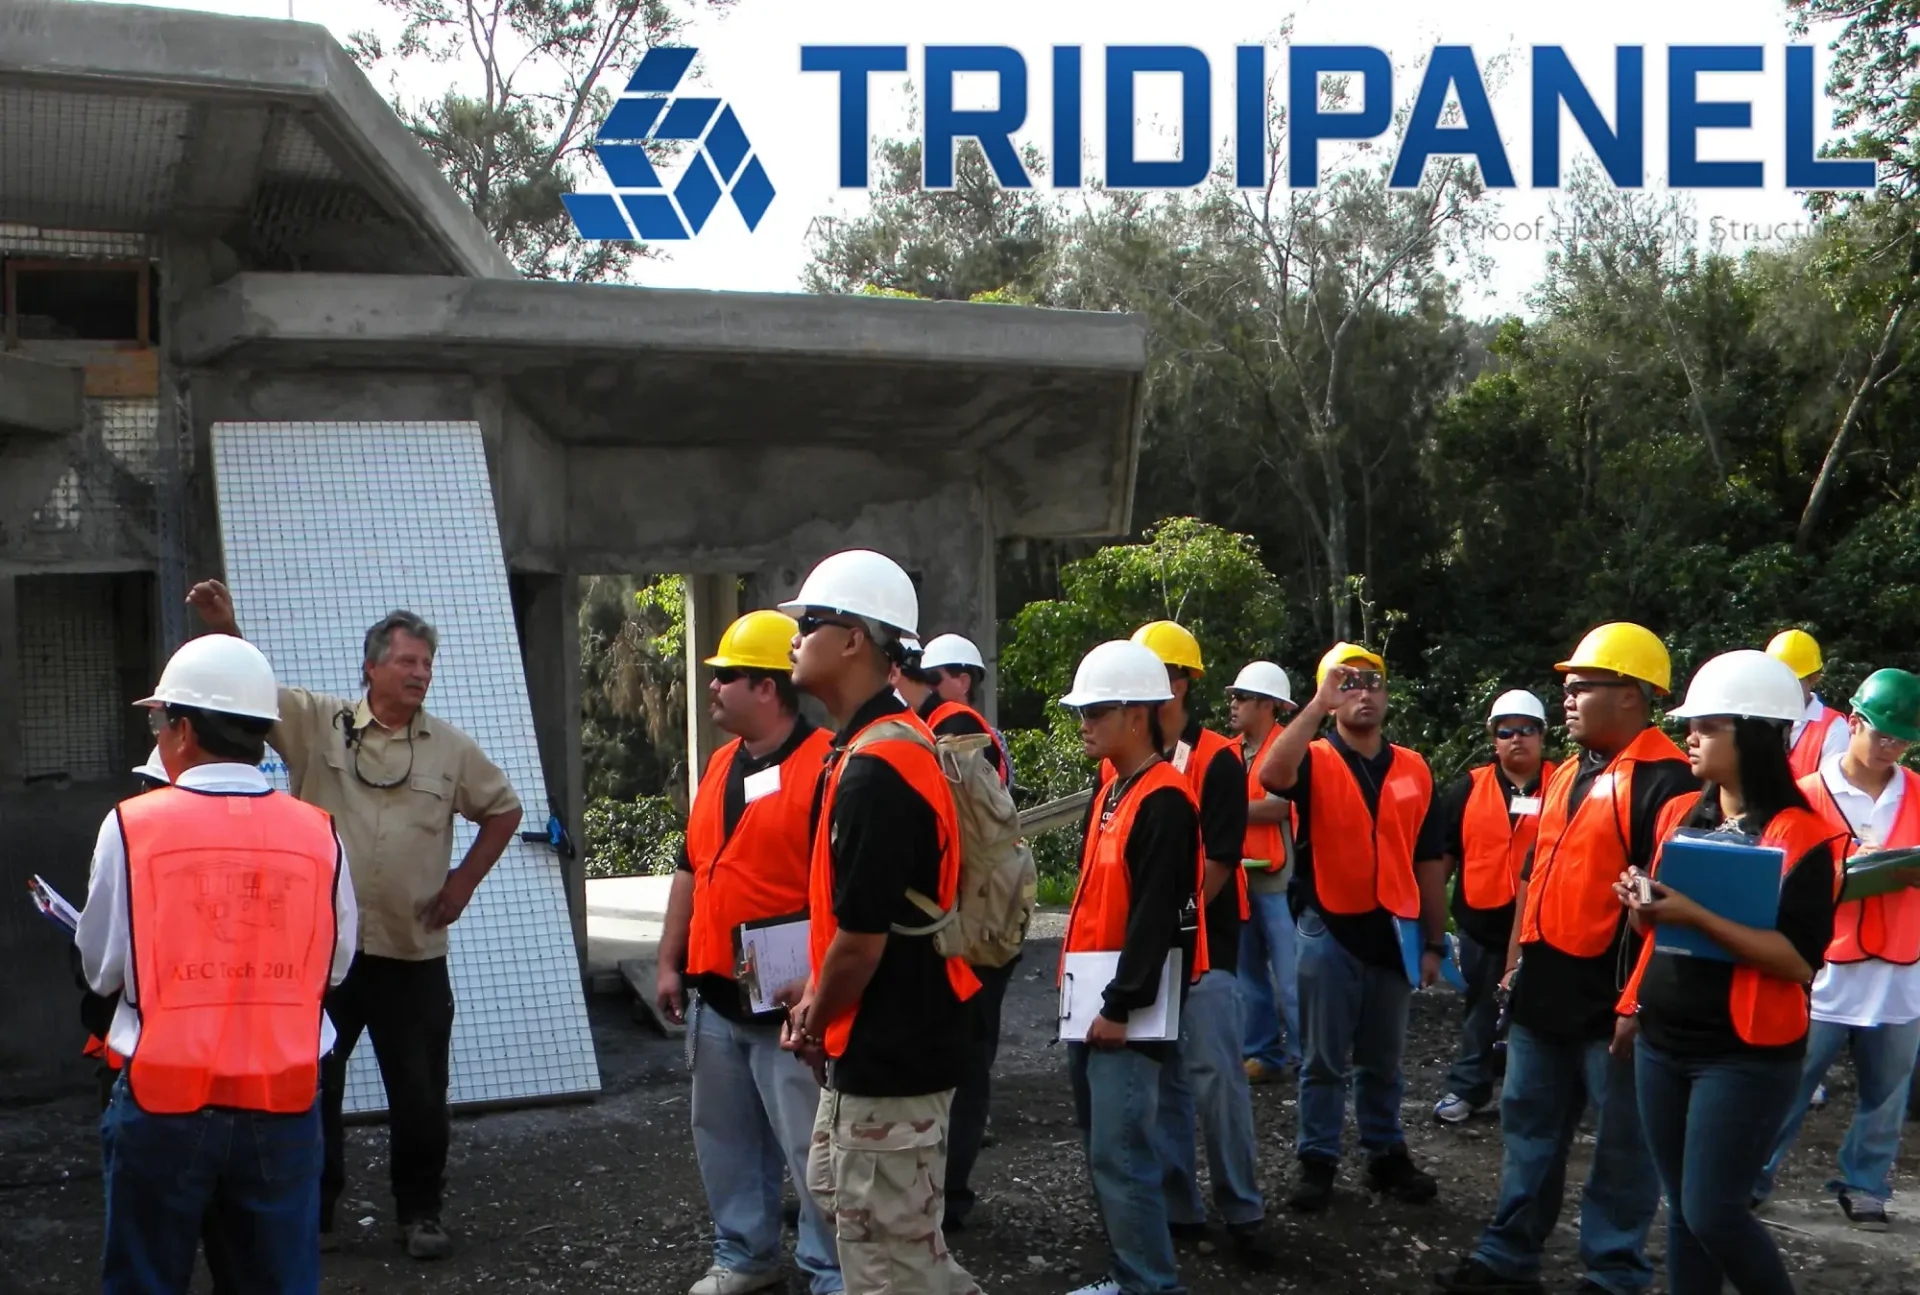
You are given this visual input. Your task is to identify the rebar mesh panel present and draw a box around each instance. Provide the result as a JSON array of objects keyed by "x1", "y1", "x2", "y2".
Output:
[
  {"x1": 264, "y1": 118, "x2": 347, "y2": 182},
  {"x1": 97, "y1": 398, "x2": 161, "y2": 484},
  {"x1": 16, "y1": 574, "x2": 120, "y2": 782},
  {"x1": 0, "y1": 224, "x2": 154, "y2": 259},
  {"x1": 210, "y1": 420, "x2": 600, "y2": 1114},
  {"x1": 0, "y1": 88, "x2": 190, "y2": 228}
]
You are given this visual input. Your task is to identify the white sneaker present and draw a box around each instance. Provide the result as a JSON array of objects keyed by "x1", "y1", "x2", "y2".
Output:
[
  {"x1": 688, "y1": 1266, "x2": 783, "y2": 1295},
  {"x1": 1066, "y1": 1278, "x2": 1123, "y2": 1295},
  {"x1": 1434, "y1": 1093, "x2": 1479, "y2": 1124},
  {"x1": 1811, "y1": 1083, "x2": 1829, "y2": 1110}
]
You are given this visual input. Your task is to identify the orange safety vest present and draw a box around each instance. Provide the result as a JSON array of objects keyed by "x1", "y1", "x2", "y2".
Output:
[
  {"x1": 120, "y1": 787, "x2": 339, "y2": 1115},
  {"x1": 1107, "y1": 727, "x2": 1247, "y2": 920},
  {"x1": 1459, "y1": 761, "x2": 1558, "y2": 911},
  {"x1": 1064, "y1": 761, "x2": 1202, "y2": 960},
  {"x1": 1801, "y1": 767, "x2": 1920, "y2": 966},
  {"x1": 1304, "y1": 739, "x2": 1433, "y2": 920},
  {"x1": 1619, "y1": 801, "x2": 1845, "y2": 1047},
  {"x1": 683, "y1": 728, "x2": 834, "y2": 981},
  {"x1": 1241, "y1": 725, "x2": 1298, "y2": 869},
  {"x1": 1789, "y1": 706, "x2": 1844, "y2": 781},
  {"x1": 807, "y1": 712, "x2": 979, "y2": 1058},
  {"x1": 82, "y1": 1035, "x2": 125, "y2": 1071},
  {"x1": 925, "y1": 699, "x2": 1012, "y2": 787},
  {"x1": 1520, "y1": 726, "x2": 1688, "y2": 958}
]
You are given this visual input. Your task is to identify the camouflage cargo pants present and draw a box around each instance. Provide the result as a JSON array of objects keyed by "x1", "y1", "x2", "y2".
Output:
[{"x1": 805, "y1": 1088, "x2": 981, "y2": 1295}]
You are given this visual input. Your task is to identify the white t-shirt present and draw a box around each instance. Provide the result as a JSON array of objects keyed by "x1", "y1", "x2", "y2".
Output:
[
  {"x1": 1791, "y1": 696, "x2": 1852, "y2": 767},
  {"x1": 1809, "y1": 753, "x2": 1920, "y2": 1027}
]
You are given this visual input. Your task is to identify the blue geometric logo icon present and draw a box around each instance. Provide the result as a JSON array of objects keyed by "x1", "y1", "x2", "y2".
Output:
[{"x1": 563, "y1": 47, "x2": 774, "y2": 242}]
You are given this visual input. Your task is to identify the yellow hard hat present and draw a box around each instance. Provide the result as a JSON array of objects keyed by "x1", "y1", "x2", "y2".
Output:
[
  {"x1": 1555, "y1": 622, "x2": 1671, "y2": 694},
  {"x1": 1315, "y1": 641, "x2": 1387, "y2": 686},
  {"x1": 706, "y1": 610, "x2": 800, "y2": 673},
  {"x1": 1765, "y1": 629, "x2": 1822, "y2": 680},
  {"x1": 1131, "y1": 621, "x2": 1205, "y2": 674}
]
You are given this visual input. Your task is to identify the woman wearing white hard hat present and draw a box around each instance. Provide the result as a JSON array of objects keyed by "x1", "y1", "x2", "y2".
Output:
[
  {"x1": 1058, "y1": 640, "x2": 1204, "y2": 1295},
  {"x1": 1614, "y1": 650, "x2": 1846, "y2": 1295},
  {"x1": 1226, "y1": 662, "x2": 1303, "y2": 1085}
]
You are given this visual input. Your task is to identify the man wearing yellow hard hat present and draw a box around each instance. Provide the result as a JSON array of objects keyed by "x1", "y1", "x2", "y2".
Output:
[
  {"x1": 1257, "y1": 642, "x2": 1448, "y2": 1213},
  {"x1": 654, "y1": 609, "x2": 842, "y2": 1295},
  {"x1": 1765, "y1": 629, "x2": 1851, "y2": 780},
  {"x1": 1126, "y1": 621, "x2": 1275, "y2": 1269},
  {"x1": 1438, "y1": 623, "x2": 1697, "y2": 1295}
]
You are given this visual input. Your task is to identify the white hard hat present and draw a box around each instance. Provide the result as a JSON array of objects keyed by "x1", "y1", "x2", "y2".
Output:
[
  {"x1": 1060, "y1": 641, "x2": 1175, "y2": 708},
  {"x1": 1229, "y1": 661, "x2": 1293, "y2": 705},
  {"x1": 1487, "y1": 689, "x2": 1547, "y2": 725},
  {"x1": 132, "y1": 746, "x2": 169, "y2": 784},
  {"x1": 778, "y1": 549, "x2": 918, "y2": 637},
  {"x1": 135, "y1": 634, "x2": 281, "y2": 722},
  {"x1": 920, "y1": 634, "x2": 985, "y2": 672},
  {"x1": 1669, "y1": 649, "x2": 1803, "y2": 724}
]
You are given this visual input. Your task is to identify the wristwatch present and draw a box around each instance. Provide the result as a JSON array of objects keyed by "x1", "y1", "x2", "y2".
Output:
[{"x1": 1423, "y1": 940, "x2": 1447, "y2": 958}]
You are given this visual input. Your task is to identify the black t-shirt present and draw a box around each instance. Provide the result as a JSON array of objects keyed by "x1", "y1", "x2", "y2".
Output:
[
  {"x1": 917, "y1": 693, "x2": 1005, "y2": 779},
  {"x1": 1441, "y1": 765, "x2": 1546, "y2": 952},
  {"x1": 1181, "y1": 718, "x2": 1250, "y2": 974},
  {"x1": 674, "y1": 718, "x2": 820, "y2": 1022},
  {"x1": 1509, "y1": 744, "x2": 1700, "y2": 1041},
  {"x1": 812, "y1": 690, "x2": 966, "y2": 1097},
  {"x1": 1636, "y1": 801, "x2": 1839, "y2": 1061},
  {"x1": 1285, "y1": 730, "x2": 1447, "y2": 971}
]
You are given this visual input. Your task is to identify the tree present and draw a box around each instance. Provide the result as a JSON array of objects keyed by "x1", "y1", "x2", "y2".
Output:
[
  {"x1": 578, "y1": 573, "x2": 688, "y2": 805},
  {"x1": 348, "y1": 0, "x2": 732, "y2": 281}
]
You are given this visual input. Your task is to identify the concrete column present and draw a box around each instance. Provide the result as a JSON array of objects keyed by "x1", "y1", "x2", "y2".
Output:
[
  {"x1": 683, "y1": 573, "x2": 738, "y2": 806},
  {"x1": 514, "y1": 572, "x2": 586, "y2": 965},
  {"x1": 0, "y1": 574, "x2": 19, "y2": 787}
]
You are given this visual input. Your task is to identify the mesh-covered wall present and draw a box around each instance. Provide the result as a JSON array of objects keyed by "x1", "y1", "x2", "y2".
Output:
[{"x1": 15, "y1": 574, "x2": 121, "y2": 783}]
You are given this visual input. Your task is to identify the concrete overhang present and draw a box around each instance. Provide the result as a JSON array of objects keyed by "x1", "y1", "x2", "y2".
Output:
[
  {"x1": 176, "y1": 274, "x2": 1149, "y2": 538},
  {"x1": 0, "y1": 1, "x2": 512, "y2": 278},
  {"x1": 0, "y1": 352, "x2": 84, "y2": 437}
]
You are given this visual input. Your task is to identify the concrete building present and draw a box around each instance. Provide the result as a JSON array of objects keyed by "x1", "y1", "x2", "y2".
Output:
[{"x1": 0, "y1": 0, "x2": 1146, "y2": 1097}]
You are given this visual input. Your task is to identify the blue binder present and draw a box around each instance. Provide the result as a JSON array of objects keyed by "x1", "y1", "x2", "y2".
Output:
[
  {"x1": 1647, "y1": 829, "x2": 1786, "y2": 963},
  {"x1": 1394, "y1": 917, "x2": 1469, "y2": 990}
]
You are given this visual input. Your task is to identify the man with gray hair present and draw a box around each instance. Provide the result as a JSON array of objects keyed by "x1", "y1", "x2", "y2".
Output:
[{"x1": 186, "y1": 579, "x2": 523, "y2": 1262}]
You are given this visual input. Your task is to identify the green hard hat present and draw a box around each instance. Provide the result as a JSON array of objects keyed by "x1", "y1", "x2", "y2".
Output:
[{"x1": 1851, "y1": 669, "x2": 1920, "y2": 744}]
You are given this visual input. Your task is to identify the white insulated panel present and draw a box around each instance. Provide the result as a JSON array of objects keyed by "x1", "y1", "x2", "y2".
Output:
[{"x1": 210, "y1": 420, "x2": 599, "y2": 1113}]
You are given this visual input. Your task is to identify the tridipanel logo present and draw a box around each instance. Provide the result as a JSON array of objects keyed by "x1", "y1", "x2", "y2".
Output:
[{"x1": 563, "y1": 47, "x2": 774, "y2": 242}]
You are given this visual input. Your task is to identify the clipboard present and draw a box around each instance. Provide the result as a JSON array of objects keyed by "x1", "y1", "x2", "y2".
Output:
[
  {"x1": 732, "y1": 912, "x2": 811, "y2": 1016},
  {"x1": 28, "y1": 874, "x2": 80, "y2": 933},
  {"x1": 1650, "y1": 829, "x2": 1786, "y2": 962},
  {"x1": 1059, "y1": 949, "x2": 1183, "y2": 1042},
  {"x1": 1839, "y1": 846, "x2": 1920, "y2": 902},
  {"x1": 1393, "y1": 917, "x2": 1469, "y2": 991}
]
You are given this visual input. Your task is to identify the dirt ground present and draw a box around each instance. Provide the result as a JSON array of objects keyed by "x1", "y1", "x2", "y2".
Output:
[{"x1": 6, "y1": 938, "x2": 1920, "y2": 1295}]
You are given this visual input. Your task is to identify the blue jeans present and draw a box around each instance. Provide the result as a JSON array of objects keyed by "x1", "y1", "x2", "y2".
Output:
[
  {"x1": 1444, "y1": 932, "x2": 1506, "y2": 1108},
  {"x1": 1757, "y1": 1017, "x2": 1920, "y2": 1205},
  {"x1": 1069, "y1": 1044, "x2": 1185, "y2": 1295},
  {"x1": 1294, "y1": 908, "x2": 1411, "y2": 1161},
  {"x1": 101, "y1": 1078, "x2": 322, "y2": 1295},
  {"x1": 1239, "y1": 889, "x2": 1301, "y2": 1069},
  {"x1": 1472, "y1": 1026, "x2": 1658, "y2": 1293},
  {"x1": 1637, "y1": 1042, "x2": 1801, "y2": 1295},
  {"x1": 1154, "y1": 970, "x2": 1264, "y2": 1225},
  {"x1": 689, "y1": 1000, "x2": 840, "y2": 1294}
]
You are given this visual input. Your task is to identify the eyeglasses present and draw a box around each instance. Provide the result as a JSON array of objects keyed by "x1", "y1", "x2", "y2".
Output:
[
  {"x1": 1076, "y1": 703, "x2": 1123, "y2": 722},
  {"x1": 712, "y1": 667, "x2": 745, "y2": 686},
  {"x1": 145, "y1": 706, "x2": 173, "y2": 735},
  {"x1": 1564, "y1": 681, "x2": 1638, "y2": 698},
  {"x1": 1863, "y1": 725, "x2": 1913, "y2": 752},
  {"x1": 1339, "y1": 671, "x2": 1384, "y2": 693},
  {"x1": 795, "y1": 613, "x2": 859, "y2": 638},
  {"x1": 1687, "y1": 718, "x2": 1736, "y2": 737},
  {"x1": 1494, "y1": 724, "x2": 1541, "y2": 740}
]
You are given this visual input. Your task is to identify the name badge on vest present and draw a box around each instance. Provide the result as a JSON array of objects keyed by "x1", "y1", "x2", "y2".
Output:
[
  {"x1": 1589, "y1": 773, "x2": 1615, "y2": 802},
  {"x1": 1510, "y1": 796, "x2": 1541, "y2": 816},
  {"x1": 743, "y1": 766, "x2": 781, "y2": 804},
  {"x1": 1173, "y1": 741, "x2": 1193, "y2": 774}
]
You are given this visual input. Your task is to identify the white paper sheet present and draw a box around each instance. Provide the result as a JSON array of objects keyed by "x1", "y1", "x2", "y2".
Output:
[
  {"x1": 736, "y1": 915, "x2": 811, "y2": 1015},
  {"x1": 1058, "y1": 949, "x2": 1183, "y2": 1042}
]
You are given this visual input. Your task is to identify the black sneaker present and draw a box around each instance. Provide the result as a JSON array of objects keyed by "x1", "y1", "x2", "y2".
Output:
[
  {"x1": 1225, "y1": 1222, "x2": 1278, "y2": 1272},
  {"x1": 1288, "y1": 1158, "x2": 1338, "y2": 1212},
  {"x1": 1367, "y1": 1146, "x2": 1438, "y2": 1203},
  {"x1": 1433, "y1": 1258, "x2": 1543, "y2": 1293},
  {"x1": 1839, "y1": 1191, "x2": 1889, "y2": 1231}
]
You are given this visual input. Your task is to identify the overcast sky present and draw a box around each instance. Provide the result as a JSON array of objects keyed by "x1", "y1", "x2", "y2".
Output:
[{"x1": 123, "y1": 0, "x2": 1852, "y2": 318}]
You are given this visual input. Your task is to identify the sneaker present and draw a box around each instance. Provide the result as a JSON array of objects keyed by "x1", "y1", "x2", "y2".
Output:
[
  {"x1": 1811, "y1": 1083, "x2": 1829, "y2": 1111},
  {"x1": 1434, "y1": 1093, "x2": 1481, "y2": 1124},
  {"x1": 1839, "y1": 1191, "x2": 1889, "y2": 1231},
  {"x1": 1225, "y1": 1222, "x2": 1279, "y2": 1272},
  {"x1": 1289, "y1": 1157, "x2": 1338, "y2": 1212},
  {"x1": 1066, "y1": 1277, "x2": 1122, "y2": 1295},
  {"x1": 1433, "y1": 1257, "x2": 1543, "y2": 1293},
  {"x1": 688, "y1": 1266, "x2": 783, "y2": 1295},
  {"x1": 402, "y1": 1218, "x2": 452, "y2": 1261},
  {"x1": 1367, "y1": 1146, "x2": 1438, "y2": 1203}
]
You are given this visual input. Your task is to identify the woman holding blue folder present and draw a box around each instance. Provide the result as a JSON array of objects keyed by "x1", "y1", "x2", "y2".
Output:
[{"x1": 1613, "y1": 650, "x2": 1846, "y2": 1295}]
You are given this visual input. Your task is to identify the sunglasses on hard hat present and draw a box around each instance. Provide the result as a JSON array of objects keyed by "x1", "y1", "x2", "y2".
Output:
[
  {"x1": 1339, "y1": 670, "x2": 1384, "y2": 693},
  {"x1": 795, "y1": 613, "x2": 860, "y2": 638},
  {"x1": 1494, "y1": 724, "x2": 1541, "y2": 741}
]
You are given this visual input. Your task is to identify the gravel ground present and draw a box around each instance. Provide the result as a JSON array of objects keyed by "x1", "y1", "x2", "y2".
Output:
[{"x1": 5, "y1": 936, "x2": 1919, "y2": 1294}]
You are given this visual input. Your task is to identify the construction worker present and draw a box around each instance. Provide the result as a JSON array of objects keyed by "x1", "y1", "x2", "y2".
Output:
[
  {"x1": 1129, "y1": 621, "x2": 1272, "y2": 1266},
  {"x1": 1433, "y1": 691, "x2": 1557, "y2": 1125},
  {"x1": 654, "y1": 610, "x2": 839, "y2": 1295},
  {"x1": 75, "y1": 634, "x2": 357, "y2": 1294},
  {"x1": 1614, "y1": 650, "x2": 1845, "y2": 1295},
  {"x1": 893, "y1": 630, "x2": 1013, "y2": 1232},
  {"x1": 1436, "y1": 623, "x2": 1696, "y2": 1295},
  {"x1": 1765, "y1": 629, "x2": 1850, "y2": 779},
  {"x1": 1257, "y1": 643, "x2": 1447, "y2": 1213},
  {"x1": 186, "y1": 580, "x2": 523, "y2": 1260},
  {"x1": 1058, "y1": 640, "x2": 1206, "y2": 1295},
  {"x1": 776, "y1": 549, "x2": 980, "y2": 1295},
  {"x1": 1227, "y1": 661, "x2": 1302, "y2": 1084},
  {"x1": 1756, "y1": 668, "x2": 1920, "y2": 1229}
]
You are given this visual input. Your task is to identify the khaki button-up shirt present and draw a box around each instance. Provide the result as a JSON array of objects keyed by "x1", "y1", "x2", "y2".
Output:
[{"x1": 271, "y1": 688, "x2": 521, "y2": 961}]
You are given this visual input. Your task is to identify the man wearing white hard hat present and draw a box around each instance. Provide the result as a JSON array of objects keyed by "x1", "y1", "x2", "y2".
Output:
[
  {"x1": 1227, "y1": 662, "x2": 1303, "y2": 1085},
  {"x1": 1431, "y1": 691, "x2": 1557, "y2": 1126},
  {"x1": 1058, "y1": 640, "x2": 1205, "y2": 1295},
  {"x1": 906, "y1": 632, "x2": 1011, "y2": 786},
  {"x1": 776, "y1": 549, "x2": 981, "y2": 1295},
  {"x1": 75, "y1": 634, "x2": 357, "y2": 1294}
]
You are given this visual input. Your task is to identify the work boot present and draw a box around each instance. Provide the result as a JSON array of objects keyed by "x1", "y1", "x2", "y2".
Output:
[
  {"x1": 1226, "y1": 1221, "x2": 1279, "y2": 1271},
  {"x1": 1839, "y1": 1191, "x2": 1889, "y2": 1231},
  {"x1": 1168, "y1": 1220, "x2": 1208, "y2": 1246},
  {"x1": 403, "y1": 1217, "x2": 453, "y2": 1261},
  {"x1": 1367, "y1": 1146, "x2": 1438, "y2": 1202},
  {"x1": 1288, "y1": 1157, "x2": 1337, "y2": 1212},
  {"x1": 1432, "y1": 1257, "x2": 1543, "y2": 1293},
  {"x1": 1245, "y1": 1058, "x2": 1283, "y2": 1085}
]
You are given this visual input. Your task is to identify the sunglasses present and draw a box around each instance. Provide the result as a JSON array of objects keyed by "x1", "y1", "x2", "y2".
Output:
[
  {"x1": 1494, "y1": 724, "x2": 1541, "y2": 740},
  {"x1": 1076, "y1": 703, "x2": 1124, "y2": 722},
  {"x1": 145, "y1": 706, "x2": 174, "y2": 735},
  {"x1": 928, "y1": 666, "x2": 974, "y2": 684},
  {"x1": 712, "y1": 667, "x2": 751, "y2": 686},
  {"x1": 795, "y1": 613, "x2": 859, "y2": 638},
  {"x1": 1339, "y1": 670, "x2": 1385, "y2": 693},
  {"x1": 1563, "y1": 680, "x2": 1638, "y2": 698}
]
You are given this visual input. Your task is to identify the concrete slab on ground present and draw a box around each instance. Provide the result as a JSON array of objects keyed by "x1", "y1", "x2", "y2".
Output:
[{"x1": 585, "y1": 874, "x2": 672, "y2": 979}]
